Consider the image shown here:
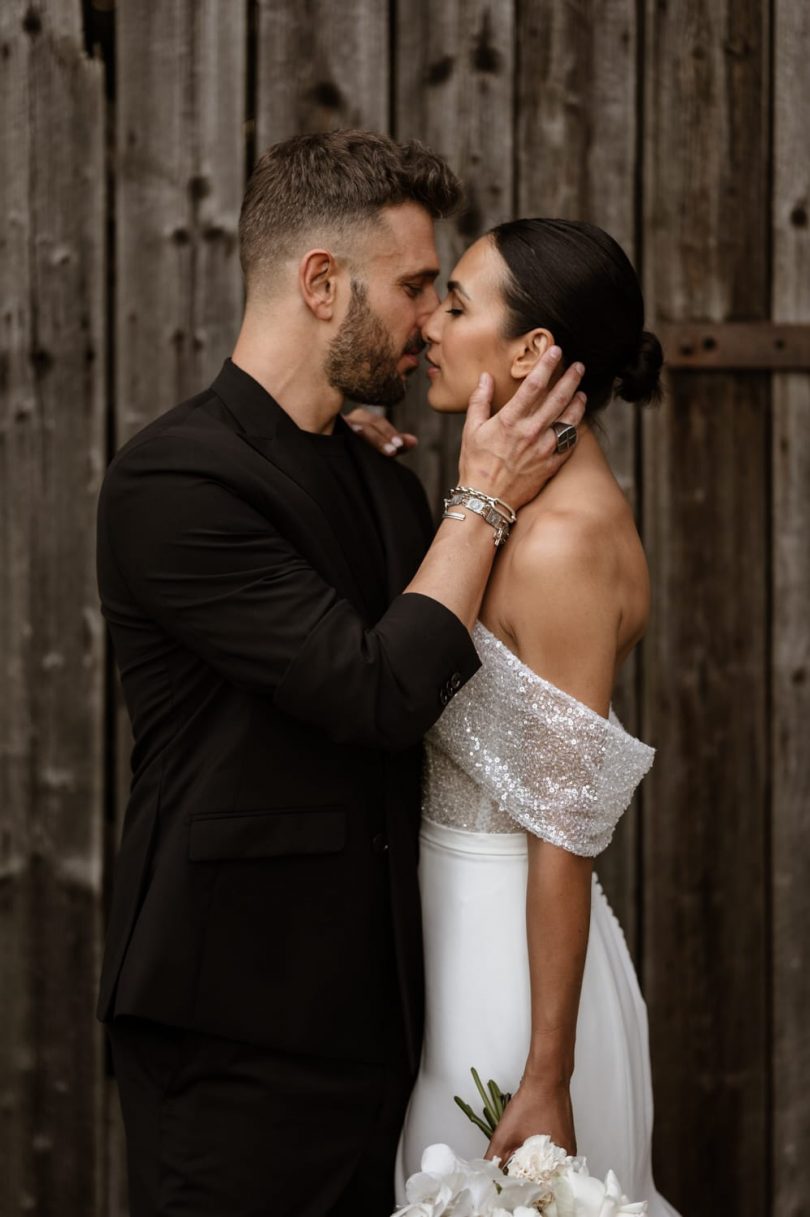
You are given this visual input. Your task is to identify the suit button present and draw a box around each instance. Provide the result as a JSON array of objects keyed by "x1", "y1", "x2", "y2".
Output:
[
  {"x1": 439, "y1": 672, "x2": 463, "y2": 707},
  {"x1": 372, "y1": 833, "x2": 389, "y2": 856}
]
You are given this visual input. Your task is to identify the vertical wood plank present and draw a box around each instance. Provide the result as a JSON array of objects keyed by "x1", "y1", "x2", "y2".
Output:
[
  {"x1": 641, "y1": 1, "x2": 770, "y2": 1212},
  {"x1": 772, "y1": 0, "x2": 810, "y2": 1210},
  {"x1": 111, "y1": 7, "x2": 247, "y2": 1211},
  {"x1": 116, "y1": 0, "x2": 245, "y2": 443},
  {"x1": 113, "y1": 0, "x2": 248, "y2": 872},
  {"x1": 0, "y1": 1, "x2": 106, "y2": 1213},
  {"x1": 0, "y1": 6, "x2": 795, "y2": 1213},
  {"x1": 514, "y1": 0, "x2": 641, "y2": 953},
  {"x1": 394, "y1": 1, "x2": 516, "y2": 509},
  {"x1": 255, "y1": 0, "x2": 389, "y2": 148}
]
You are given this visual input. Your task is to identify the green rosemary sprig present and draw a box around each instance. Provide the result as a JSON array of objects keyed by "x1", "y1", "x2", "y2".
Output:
[{"x1": 453, "y1": 1067, "x2": 512, "y2": 1141}]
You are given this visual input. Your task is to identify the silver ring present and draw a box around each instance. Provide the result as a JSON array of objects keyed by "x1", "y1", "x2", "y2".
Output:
[{"x1": 551, "y1": 421, "x2": 578, "y2": 454}]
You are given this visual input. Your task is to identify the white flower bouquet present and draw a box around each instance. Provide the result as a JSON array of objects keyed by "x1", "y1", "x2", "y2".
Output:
[
  {"x1": 394, "y1": 1137, "x2": 646, "y2": 1217},
  {"x1": 394, "y1": 1070, "x2": 647, "y2": 1217}
]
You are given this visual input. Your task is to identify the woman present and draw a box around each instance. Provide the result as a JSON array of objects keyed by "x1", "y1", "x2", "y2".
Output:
[{"x1": 389, "y1": 219, "x2": 679, "y2": 1215}]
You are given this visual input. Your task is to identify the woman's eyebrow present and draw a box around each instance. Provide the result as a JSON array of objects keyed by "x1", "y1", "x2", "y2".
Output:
[{"x1": 447, "y1": 278, "x2": 471, "y2": 300}]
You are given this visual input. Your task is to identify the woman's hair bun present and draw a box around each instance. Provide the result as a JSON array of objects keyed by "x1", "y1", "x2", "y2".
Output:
[{"x1": 616, "y1": 330, "x2": 664, "y2": 405}]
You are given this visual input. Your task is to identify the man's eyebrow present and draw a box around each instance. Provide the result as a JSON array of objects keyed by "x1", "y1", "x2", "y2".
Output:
[
  {"x1": 447, "y1": 278, "x2": 471, "y2": 300},
  {"x1": 398, "y1": 267, "x2": 440, "y2": 282}
]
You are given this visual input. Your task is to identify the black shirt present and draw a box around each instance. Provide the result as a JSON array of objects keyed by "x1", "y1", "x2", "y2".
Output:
[{"x1": 303, "y1": 424, "x2": 389, "y2": 623}]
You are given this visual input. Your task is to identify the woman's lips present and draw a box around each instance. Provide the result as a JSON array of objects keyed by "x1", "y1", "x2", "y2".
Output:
[{"x1": 426, "y1": 357, "x2": 441, "y2": 377}]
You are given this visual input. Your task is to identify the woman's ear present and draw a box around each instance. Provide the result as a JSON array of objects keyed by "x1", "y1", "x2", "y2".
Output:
[
  {"x1": 299, "y1": 249, "x2": 339, "y2": 320},
  {"x1": 510, "y1": 328, "x2": 555, "y2": 379}
]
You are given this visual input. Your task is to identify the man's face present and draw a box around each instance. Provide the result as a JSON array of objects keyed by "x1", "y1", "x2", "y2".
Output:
[{"x1": 325, "y1": 203, "x2": 441, "y2": 406}]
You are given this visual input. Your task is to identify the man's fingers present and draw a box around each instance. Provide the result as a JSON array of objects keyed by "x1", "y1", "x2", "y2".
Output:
[
  {"x1": 465, "y1": 372, "x2": 494, "y2": 428},
  {"x1": 536, "y1": 390, "x2": 588, "y2": 465},
  {"x1": 555, "y1": 390, "x2": 587, "y2": 429},
  {"x1": 498, "y1": 345, "x2": 562, "y2": 422},
  {"x1": 531, "y1": 360, "x2": 586, "y2": 433}
]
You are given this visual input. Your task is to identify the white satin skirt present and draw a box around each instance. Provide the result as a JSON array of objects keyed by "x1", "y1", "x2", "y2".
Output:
[{"x1": 395, "y1": 819, "x2": 680, "y2": 1216}]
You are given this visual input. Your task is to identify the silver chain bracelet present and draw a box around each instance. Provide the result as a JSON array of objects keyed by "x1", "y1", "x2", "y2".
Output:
[{"x1": 442, "y1": 486, "x2": 517, "y2": 548}]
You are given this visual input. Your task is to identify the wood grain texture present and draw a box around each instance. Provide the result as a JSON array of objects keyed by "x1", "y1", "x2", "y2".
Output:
[
  {"x1": 394, "y1": 0, "x2": 516, "y2": 510},
  {"x1": 255, "y1": 0, "x2": 389, "y2": 148},
  {"x1": 660, "y1": 321, "x2": 810, "y2": 369},
  {"x1": 116, "y1": 0, "x2": 245, "y2": 442},
  {"x1": 110, "y1": 11, "x2": 246, "y2": 1210},
  {"x1": 641, "y1": 1, "x2": 770, "y2": 1212},
  {"x1": 1, "y1": 8, "x2": 808, "y2": 1215},
  {"x1": 515, "y1": 0, "x2": 642, "y2": 953},
  {"x1": 0, "y1": 1, "x2": 106, "y2": 1212},
  {"x1": 114, "y1": 0, "x2": 246, "y2": 852},
  {"x1": 772, "y1": 0, "x2": 810, "y2": 1210}
]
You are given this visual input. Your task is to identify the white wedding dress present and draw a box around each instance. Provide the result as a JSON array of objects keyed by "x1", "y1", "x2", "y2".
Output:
[{"x1": 395, "y1": 623, "x2": 680, "y2": 1216}]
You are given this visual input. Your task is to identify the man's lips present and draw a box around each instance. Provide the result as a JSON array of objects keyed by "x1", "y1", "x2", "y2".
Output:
[{"x1": 402, "y1": 334, "x2": 426, "y2": 363}]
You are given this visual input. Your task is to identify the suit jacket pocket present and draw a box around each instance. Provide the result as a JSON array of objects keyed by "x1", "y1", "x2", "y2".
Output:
[{"x1": 188, "y1": 807, "x2": 346, "y2": 861}]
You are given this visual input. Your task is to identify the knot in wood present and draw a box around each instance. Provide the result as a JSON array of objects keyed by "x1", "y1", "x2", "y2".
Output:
[{"x1": 22, "y1": 7, "x2": 42, "y2": 36}]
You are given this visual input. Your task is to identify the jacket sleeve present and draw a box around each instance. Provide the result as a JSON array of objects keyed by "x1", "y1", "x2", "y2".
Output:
[{"x1": 98, "y1": 442, "x2": 480, "y2": 751}]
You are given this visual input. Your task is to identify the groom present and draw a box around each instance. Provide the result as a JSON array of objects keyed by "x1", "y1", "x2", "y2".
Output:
[{"x1": 98, "y1": 130, "x2": 585, "y2": 1217}]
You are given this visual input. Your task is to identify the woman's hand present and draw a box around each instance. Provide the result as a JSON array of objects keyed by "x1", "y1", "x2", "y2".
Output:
[
  {"x1": 342, "y1": 407, "x2": 418, "y2": 456},
  {"x1": 485, "y1": 1078, "x2": 576, "y2": 1165}
]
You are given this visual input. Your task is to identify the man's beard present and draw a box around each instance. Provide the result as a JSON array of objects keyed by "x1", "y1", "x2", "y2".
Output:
[{"x1": 325, "y1": 279, "x2": 420, "y2": 407}]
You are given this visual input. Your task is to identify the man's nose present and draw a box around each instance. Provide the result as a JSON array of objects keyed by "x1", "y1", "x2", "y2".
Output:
[
  {"x1": 417, "y1": 285, "x2": 441, "y2": 326},
  {"x1": 421, "y1": 297, "x2": 443, "y2": 343}
]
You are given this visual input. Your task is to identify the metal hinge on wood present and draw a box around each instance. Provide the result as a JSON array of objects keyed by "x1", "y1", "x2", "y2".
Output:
[{"x1": 658, "y1": 322, "x2": 810, "y2": 370}]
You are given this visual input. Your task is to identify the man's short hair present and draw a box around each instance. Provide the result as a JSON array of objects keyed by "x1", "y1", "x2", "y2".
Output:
[{"x1": 239, "y1": 129, "x2": 462, "y2": 294}]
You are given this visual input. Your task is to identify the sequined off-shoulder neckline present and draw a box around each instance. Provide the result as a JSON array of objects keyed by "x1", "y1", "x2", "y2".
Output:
[{"x1": 473, "y1": 620, "x2": 647, "y2": 749}]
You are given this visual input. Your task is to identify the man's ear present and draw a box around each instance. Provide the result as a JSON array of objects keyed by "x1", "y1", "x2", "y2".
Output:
[
  {"x1": 299, "y1": 249, "x2": 340, "y2": 320},
  {"x1": 510, "y1": 328, "x2": 555, "y2": 378}
]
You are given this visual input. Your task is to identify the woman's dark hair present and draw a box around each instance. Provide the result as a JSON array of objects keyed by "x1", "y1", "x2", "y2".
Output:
[{"x1": 489, "y1": 218, "x2": 663, "y2": 413}]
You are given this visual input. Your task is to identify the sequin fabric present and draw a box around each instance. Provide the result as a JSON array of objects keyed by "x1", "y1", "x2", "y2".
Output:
[{"x1": 423, "y1": 622, "x2": 655, "y2": 857}]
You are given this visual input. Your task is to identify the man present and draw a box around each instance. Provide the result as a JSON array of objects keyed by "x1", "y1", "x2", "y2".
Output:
[{"x1": 98, "y1": 130, "x2": 585, "y2": 1217}]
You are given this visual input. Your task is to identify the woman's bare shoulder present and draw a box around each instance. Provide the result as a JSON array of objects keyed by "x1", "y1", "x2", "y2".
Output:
[
  {"x1": 484, "y1": 498, "x2": 647, "y2": 712},
  {"x1": 522, "y1": 497, "x2": 647, "y2": 620},
  {"x1": 509, "y1": 503, "x2": 623, "y2": 589}
]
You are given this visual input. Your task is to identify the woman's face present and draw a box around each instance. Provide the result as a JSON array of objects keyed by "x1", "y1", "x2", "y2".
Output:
[{"x1": 422, "y1": 236, "x2": 550, "y2": 413}]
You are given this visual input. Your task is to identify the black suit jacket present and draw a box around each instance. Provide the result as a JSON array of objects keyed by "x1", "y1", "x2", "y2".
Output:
[{"x1": 96, "y1": 359, "x2": 480, "y2": 1069}]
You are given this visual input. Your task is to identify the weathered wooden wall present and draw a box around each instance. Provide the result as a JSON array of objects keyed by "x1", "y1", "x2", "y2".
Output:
[
  {"x1": 1, "y1": 2, "x2": 807, "y2": 1216},
  {"x1": 641, "y1": 0, "x2": 771, "y2": 1208},
  {"x1": 772, "y1": 1, "x2": 810, "y2": 1211},
  {"x1": 1, "y1": 1, "x2": 106, "y2": 1212}
]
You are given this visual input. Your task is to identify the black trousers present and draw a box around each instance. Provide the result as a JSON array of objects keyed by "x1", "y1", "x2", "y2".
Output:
[{"x1": 108, "y1": 1016, "x2": 413, "y2": 1217}]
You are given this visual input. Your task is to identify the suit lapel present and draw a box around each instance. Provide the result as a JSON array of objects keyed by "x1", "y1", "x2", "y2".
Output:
[
  {"x1": 211, "y1": 359, "x2": 430, "y2": 611},
  {"x1": 211, "y1": 361, "x2": 368, "y2": 610}
]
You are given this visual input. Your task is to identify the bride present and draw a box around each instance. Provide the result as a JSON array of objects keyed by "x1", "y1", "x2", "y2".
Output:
[{"x1": 388, "y1": 219, "x2": 680, "y2": 1215}]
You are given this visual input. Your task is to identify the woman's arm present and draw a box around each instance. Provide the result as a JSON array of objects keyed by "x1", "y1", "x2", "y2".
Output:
[
  {"x1": 486, "y1": 511, "x2": 620, "y2": 1162},
  {"x1": 487, "y1": 838, "x2": 592, "y2": 1160}
]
